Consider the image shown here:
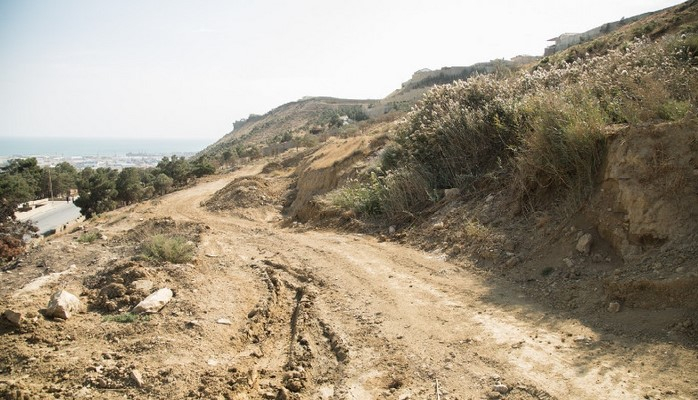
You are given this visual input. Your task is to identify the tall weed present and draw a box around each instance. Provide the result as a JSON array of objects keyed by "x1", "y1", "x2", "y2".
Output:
[{"x1": 330, "y1": 34, "x2": 698, "y2": 222}]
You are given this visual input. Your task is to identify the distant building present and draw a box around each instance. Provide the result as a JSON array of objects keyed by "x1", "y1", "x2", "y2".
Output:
[
  {"x1": 545, "y1": 33, "x2": 581, "y2": 56},
  {"x1": 543, "y1": 11, "x2": 655, "y2": 56}
]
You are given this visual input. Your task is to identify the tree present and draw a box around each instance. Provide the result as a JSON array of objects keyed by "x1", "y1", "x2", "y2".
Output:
[
  {"x1": 1, "y1": 158, "x2": 42, "y2": 199},
  {"x1": 192, "y1": 156, "x2": 216, "y2": 178},
  {"x1": 116, "y1": 167, "x2": 145, "y2": 204},
  {"x1": 0, "y1": 173, "x2": 35, "y2": 206},
  {"x1": 53, "y1": 162, "x2": 78, "y2": 197},
  {"x1": 341, "y1": 106, "x2": 369, "y2": 122},
  {"x1": 156, "y1": 156, "x2": 192, "y2": 187},
  {"x1": 0, "y1": 158, "x2": 43, "y2": 260},
  {"x1": 39, "y1": 162, "x2": 77, "y2": 199},
  {"x1": 221, "y1": 149, "x2": 236, "y2": 165},
  {"x1": 0, "y1": 197, "x2": 37, "y2": 260},
  {"x1": 74, "y1": 167, "x2": 118, "y2": 218},
  {"x1": 153, "y1": 173, "x2": 173, "y2": 196}
]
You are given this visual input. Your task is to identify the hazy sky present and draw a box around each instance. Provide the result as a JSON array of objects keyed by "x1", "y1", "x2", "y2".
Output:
[{"x1": 0, "y1": 0, "x2": 686, "y2": 141}]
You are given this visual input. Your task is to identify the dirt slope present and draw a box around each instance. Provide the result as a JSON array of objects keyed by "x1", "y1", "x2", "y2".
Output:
[{"x1": 1, "y1": 161, "x2": 696, "y2": 400}]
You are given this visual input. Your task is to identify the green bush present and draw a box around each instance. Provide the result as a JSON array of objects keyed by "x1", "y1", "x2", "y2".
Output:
[
  {"x1": 658, "y1": 99, "x2": 693, "y2": 121},
  {"x1": 329, "y1": 173, "x2": 385, "y2": 216},
  {"x1": 77, "y1": 231, "x2": 100, "y2": 243},
  {"x1": 140, "y1": 234, "x2": 195, "y2": 263}
]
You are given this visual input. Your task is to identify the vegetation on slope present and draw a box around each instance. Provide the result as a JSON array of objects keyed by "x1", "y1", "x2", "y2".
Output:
[
  {"x1": 328, "y1": 33, "x2": 698, "y2": 223},
  {"x1": 200, "y1": 97, "x2": 377, "y2": 163}
]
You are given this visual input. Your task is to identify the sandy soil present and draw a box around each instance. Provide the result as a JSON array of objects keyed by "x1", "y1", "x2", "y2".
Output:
[{"x1": 1, "y1": 164, "x2": 696, "y2": 399}]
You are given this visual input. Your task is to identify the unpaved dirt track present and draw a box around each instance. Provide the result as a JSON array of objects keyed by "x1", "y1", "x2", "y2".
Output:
[
  {"x1": 136, "y1": 170, "x2": 697, "y2": 399},
  {"x1": 2, "y1": 167, "x2": 696, "y2": 399}
]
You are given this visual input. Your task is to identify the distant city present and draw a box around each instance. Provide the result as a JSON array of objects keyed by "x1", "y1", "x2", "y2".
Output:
[
  {"x1": 0, "y1": 137, "x2": 212, "y2": 169},
  {"x1": 0, "y1": 152, "x2": 199, "y2": 170}
]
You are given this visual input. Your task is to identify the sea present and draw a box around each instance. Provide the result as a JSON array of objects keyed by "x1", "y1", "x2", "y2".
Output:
[{"x1": 0, "y1": 137, "x2": 213, "y2": 157}]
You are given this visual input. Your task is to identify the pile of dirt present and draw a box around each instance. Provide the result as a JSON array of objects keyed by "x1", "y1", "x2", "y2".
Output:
[
  {"x1": 203, "y1": 177, "x2": 277, "y2": 210},
  {"x1": 203, "y1": 174, "x2": 294, "y2": 222},
  {"x1": 83, "y1": 261, "x2": 156, "y2": 313},
  {"x1": 286, "y1": 134, "x2": 387, "y2": 222},
  {"x1": 118, "y1": 217, "x2": 205, "y2": 245}
]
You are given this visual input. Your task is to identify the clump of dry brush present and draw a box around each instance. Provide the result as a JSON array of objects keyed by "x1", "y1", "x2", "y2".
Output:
[{"x1": 329, "y1": 35, "x2": 698, "y2": 222}]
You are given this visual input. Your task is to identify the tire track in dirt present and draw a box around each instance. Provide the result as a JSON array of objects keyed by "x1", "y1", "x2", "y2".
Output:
[{"x1": 119, "y1": 170, "x2": 698, "y2": 399}]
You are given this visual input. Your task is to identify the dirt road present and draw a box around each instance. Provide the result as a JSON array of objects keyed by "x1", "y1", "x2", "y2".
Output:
[{"x1": 1, "y1": 168, "x2": 696, "y2": 399}]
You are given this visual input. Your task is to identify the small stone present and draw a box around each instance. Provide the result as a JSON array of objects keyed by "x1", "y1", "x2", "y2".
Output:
[
  {"x1": 46, "y1": 290, "x2": 82, "y2": 319},
  {"x1": 608, "y1": 301, "x2": 621, "y2": 313},
  {"x1": 132, "y1": 288, "x2": 173, "y2": 314},
  {"x1": 504, "y1": 256, "x2": 519, "y2": 268},
  {"x1": 103, "y1": 300, "x2": 118, "y2": 312},
  {"x1": 563, "y1": 258, "x2": 574, "y2": 268},
  {"x1": 493, "y1": 384, "x2": 509, "y2": 394},
  {"x1": 576, "y1": 233, "x2": 593, "y2": 255},
  {"x1": 130, "y1": 369, "x2": 144, "y2": 387},
  {"x1": 388, "y1": 226, "x2": 396, "y2": 235},
  {"x1": 129, "y1": 280, "x2": 154, "y2": 293},
  {"x1": 216, "y1": 318, "x2": 232, "y2": 325},
  {"x1": 3, "y1": 309, "x2": 23, "y2": 327},
  {"x1": 276, "y1": 388, "x2": 291, "y2": 400},
  {"x1": 285, "y1": 378, "x2": 303, "y2": 392}
]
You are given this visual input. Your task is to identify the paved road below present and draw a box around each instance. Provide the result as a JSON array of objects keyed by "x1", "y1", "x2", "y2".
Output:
[{"x1": 17, "y1": 201, "x2": 82, "y2": 234}]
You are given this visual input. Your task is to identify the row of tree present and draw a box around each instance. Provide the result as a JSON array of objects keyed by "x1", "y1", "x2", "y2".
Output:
[
  {"x1": 0, "y1": 155, "x2": 216, "y2": 260},
  {"x1": 0, "y1": 158, "x2": 77, "y2": 206},
  {"x1": 74, "y1": 155, "x2": 216, "y2": 218}
]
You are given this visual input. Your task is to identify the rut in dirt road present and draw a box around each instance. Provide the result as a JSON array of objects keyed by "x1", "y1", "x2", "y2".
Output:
[
  {"x1": 151, "y1": 174, "x2": 697, "y2": 400},
  {"x1": 1, "y1": 171, "x2": 695, "y2": 400}
]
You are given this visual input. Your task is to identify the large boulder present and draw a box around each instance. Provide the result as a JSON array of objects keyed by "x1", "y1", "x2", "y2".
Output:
[
  {"x1": 46, "y1": 290, "x2": 82, "y2": 319},
  {"x1": 132, "y1": 288, "x2": 173, "y2": 314}
]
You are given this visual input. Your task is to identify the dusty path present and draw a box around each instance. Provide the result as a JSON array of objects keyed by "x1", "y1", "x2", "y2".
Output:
[
  {"x1": 139, "y1": 171, "x2": 698, "y2": 399},
  {"x1": 2, "y1": 168, "x2": 696, "y2": 399}
]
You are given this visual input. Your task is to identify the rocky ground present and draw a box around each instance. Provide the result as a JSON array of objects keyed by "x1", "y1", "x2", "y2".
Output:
[{"x1": 1, "y1": 157, "x2": 697, "y2": 399}]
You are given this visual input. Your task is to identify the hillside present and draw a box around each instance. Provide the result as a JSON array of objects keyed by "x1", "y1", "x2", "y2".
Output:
[
  {"x1": 199, "y1": 97, "x2": 379, "y2": 161},
  {"x1": 2, "y1": 2, "x2": 698, "y2": 399}
]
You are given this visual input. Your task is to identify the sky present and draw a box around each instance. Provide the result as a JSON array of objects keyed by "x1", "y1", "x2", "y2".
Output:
[{"x1": 0, "y1": 0, "x2": 687, "y2": 141}]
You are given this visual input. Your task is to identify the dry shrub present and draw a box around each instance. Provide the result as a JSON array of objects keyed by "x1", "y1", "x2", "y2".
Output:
[
  {"x1": 512, "y1": 90, "x2": 607, "y2": 208},
  {"x1": 329, "y1": 34, "x2": 698, "y2": 222},
  {"x1": 140, "y1": 234, "x2": 195, "y2": 264},
  {"x1": 379, "y1": 168, "x2": 435, "y2": 223},
  {"x1": 327, "y1": 168, "x2": 434, "y2": 223},
  {"x1": 394, "y1": 76, "x2": 522, "y2": 190}
]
